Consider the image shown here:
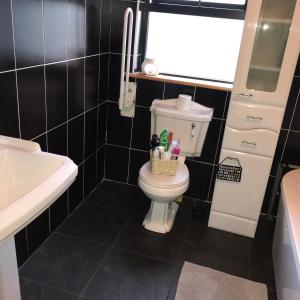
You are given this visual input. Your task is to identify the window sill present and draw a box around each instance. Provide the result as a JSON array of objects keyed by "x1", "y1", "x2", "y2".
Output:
[{"x1": 129, "y1": 73, "x2": 233, "y2": 92}]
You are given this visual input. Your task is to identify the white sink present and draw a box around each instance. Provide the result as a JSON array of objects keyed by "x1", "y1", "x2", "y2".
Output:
[{"x1": 0, "y1": 135, "x2": 78, "y2": 300}]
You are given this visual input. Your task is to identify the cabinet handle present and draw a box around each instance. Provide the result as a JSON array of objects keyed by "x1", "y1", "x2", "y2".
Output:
[
  {"x1": 241, "y1": 140, "x2": 257, "y2": 146},
  {"x1": 246, "y1": 115, "x2": 263, "y2": 121},
  {"x1": 236, "y1": 93, "x2": 253, "y2": 97}
]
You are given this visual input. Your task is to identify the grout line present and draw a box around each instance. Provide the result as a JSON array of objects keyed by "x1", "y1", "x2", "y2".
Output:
[
  {"x1": 280, "y1": 87, "x2": 300, "y2": 162},
  {"x1": 10, "y1": 0, "x2": 22, "y2": 139},
  {"x1": 0, "y1": 53, "x2": 108, "y2": 76},
  {"x1": 19, "y1": 277, "x2": 79, "y2": 297}
]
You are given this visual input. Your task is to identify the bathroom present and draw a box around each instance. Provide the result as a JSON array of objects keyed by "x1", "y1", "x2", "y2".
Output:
[{"x1": 0, "y1": 0, "x2": 299, "y2": 299}]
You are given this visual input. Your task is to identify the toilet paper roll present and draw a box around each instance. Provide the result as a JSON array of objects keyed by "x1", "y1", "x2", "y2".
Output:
[{"x1": 176, "y1": 94, "x2": 192, "y2": 111}]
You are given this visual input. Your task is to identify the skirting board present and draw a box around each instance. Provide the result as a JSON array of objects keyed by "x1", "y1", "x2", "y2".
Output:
[{"x1": 208, "y1": 210, "x2": 258, "y2": 238}]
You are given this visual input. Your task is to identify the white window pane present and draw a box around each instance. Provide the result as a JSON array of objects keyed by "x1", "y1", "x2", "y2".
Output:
[
  {"x1": 146, "y1": 12, "x2": 244, "y2": 82},
  {"x1": 201, "y1": 0, "x2": 246, "y2": 4}
]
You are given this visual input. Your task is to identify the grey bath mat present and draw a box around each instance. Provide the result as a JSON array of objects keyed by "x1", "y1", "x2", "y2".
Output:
[{"x1": 175, "y1": 262, "x2": 268, "y2": 300}]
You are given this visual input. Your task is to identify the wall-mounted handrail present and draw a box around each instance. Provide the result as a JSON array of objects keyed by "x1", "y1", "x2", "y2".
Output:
[{"x1": 119, "y1": 8, "x2": 133, "y2": 110}]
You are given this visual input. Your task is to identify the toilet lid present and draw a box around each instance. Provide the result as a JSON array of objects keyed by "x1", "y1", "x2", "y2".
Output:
[{"x1": 139, "y1": 162, "x2": 189, "y2": 189}]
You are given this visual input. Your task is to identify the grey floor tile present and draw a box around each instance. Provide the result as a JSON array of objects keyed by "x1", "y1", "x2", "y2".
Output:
[
  {"x1": 248, "y1": 241, "x2": 275, "y2": 289},
  {"x1": 20, "y1": 233, "x2": 108, "y2": 294},
  {"x1": 181, "y1": 227, "x2": 249, "y2": 278},
  {"x1": 83, "y1": 248, "x2": 176, "y2": 300},
  {"x1": 58, "y1": 203, "x2": 130, "y2": 245},
  {"x1": 20, "y1": 278, "x2": 79, "y2": 300},
  {"x1": 87, "y1": 180, "x2": 142, "y2": 213},
  {"x1": 115, "y1": 213, "x2": 187, "y2": 263}
]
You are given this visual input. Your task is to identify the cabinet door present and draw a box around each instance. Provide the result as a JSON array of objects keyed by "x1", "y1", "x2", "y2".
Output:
[
  {"x1": 211, "y1": 149, "x2": 272, "y2": 221},
  {"x1": 233, "y1": 0, "x2": 300, "y2": 107}
]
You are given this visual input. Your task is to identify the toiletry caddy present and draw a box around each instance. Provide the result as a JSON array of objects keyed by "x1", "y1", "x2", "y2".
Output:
[{"x1": 151, "y1": 154, "x2": 179, "y2": 176}]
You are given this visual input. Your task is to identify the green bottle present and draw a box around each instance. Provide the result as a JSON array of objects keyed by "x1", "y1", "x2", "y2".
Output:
[{"x1": 160, "y1": 129, "x2": 169, "y2": 151}]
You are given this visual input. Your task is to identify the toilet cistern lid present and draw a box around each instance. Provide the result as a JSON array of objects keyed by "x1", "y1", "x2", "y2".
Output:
[{"x1": 139, "y1": 162, "x2": 189, "y2": 188}]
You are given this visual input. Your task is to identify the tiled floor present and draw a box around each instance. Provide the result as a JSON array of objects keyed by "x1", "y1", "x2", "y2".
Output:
[{"x1": 19, "y1": 180, "x2": 277, "y2": 300}]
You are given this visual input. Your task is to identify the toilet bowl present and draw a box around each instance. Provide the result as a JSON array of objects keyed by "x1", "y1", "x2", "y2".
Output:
[{"x1": 138, "y1": 162, "x2": 189, "y2": 233}]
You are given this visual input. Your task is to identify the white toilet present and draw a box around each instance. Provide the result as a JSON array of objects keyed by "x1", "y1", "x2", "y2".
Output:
[{"x1": 138, "y1": 99, "x2": 213, "y2": 233}]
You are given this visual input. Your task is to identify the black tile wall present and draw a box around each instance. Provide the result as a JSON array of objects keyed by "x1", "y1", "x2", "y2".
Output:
[
  {"x1": 0, "y1": 0, "x2": 108, "y2": 268},
  {"x1": 13, "y1": 0, "x2": 44, "y2": 68},
  {"x1": 44, "y1": 0, "x2": 67, "y2": 63},
  {"x1": 0, "y1": 0, "x2": 15, "y2": 72}
]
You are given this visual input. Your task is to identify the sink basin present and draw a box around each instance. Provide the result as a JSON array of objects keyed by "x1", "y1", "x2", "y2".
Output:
[
  {"x1": 0, "y1": 135, "x2": 78, "y2": 244},
  {"x1": 0, "y1": 135, "x2": 78, "y2": 300}
]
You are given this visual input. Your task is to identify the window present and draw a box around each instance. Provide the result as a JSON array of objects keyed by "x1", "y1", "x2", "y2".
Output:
[{"x1": 143, "y1": 0, "x2": 247, "y2": 83}]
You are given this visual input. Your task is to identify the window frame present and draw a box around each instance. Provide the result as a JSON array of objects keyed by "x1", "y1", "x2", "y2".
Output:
[{"x1": 140, "y1": 0, "x2": 248, "y2": 83}]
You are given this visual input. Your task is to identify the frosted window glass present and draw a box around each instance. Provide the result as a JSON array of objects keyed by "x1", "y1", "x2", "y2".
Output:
[{"x1": 146, "y1": 12, "x2": 244, "y2": 82}]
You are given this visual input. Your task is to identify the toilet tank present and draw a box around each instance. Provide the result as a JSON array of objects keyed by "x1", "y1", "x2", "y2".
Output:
[{"x1": 150, "y1": 99, "x2": 213, "y2": 156}]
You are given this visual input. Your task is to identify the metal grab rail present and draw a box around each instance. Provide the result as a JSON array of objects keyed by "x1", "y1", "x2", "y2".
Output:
[{"x1": 119, "y1": 8, "x2": 133, "y2": 110}]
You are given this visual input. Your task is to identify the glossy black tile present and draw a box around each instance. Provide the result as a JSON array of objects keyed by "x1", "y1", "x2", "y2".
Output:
[
  {"x1": 193, "y1": 118, "x2": 222, "y2": 164},
  {"x1": 85, "y1": 55, "x2": 99, "y2": 110},
  {"x1": 84, "y1": 153, "x2": 97, "y2": 197},
  {"x1": 20, "y1": 278, "x2": 78, "y2": 300},
  {"x1": 58, "y1": 202, "x2": 129, "y2": 245},
  {"x1": 86, "y1": 0, "x2": 101, "y2": 55},
  {"x1": 68, "y1": 58, "x2": 85, "y2": 118},
  {"x1": 26, "y1": 209, "x2": 50, "y2": 255},
  {"x1": 282, "y1": 131, "x2": 300, "y2": 165},
  {"x1": 261, "y1": 176, "x2": 274, "y2": 215},
  {"x1": 32, "y1": 133, "x2": 47, "y2": 151},
  {"x1": 12, "y1": 0, "x2": 44, "y2": 68},
  {"x1": 0, "y1": 0, "x2": 15, "y2": 71},
  {"x1": 98, "y1": 102, "x2": 107, "y2": 147},
  {"x1": 108, "y1": 54, "x2": 121, "y2": 102},
  {"x1": 69, "y1": 164, "x2": 84, "y2": 212},
  {"x1": 85, "y1": 107, "x2": 98, "y2": 158},
  {"x1": 254, "y1": 214, "x2": 276, "y2": 245},
  {"x1": 128, "y1": 150, "x2": 149, "y2": 185},
  {"x1": 290, "y1": 78, "x2": 300, "y2": 131},
  {"x1": 295, "y1": 55, "x2": 300, "y2": 77},
  {"x1": 282, "y1": 77, "x2": 300, "y2": 129},
  {"x1": 270, "y1": 129, "x2": 288, "y2": 176},
  {"x1": 48, "y1": 124, "x2": 68, "y2": 156},
  {"x1": 20, "y1": 233, "x2": 108, "y2": 294},
  {"x1": 87, "y1": 180, "x2": 142, "y2": 212},
  {"x1": 185, "y1": 160, "x2": 213, "y2": 201},
  {"x1": 107, "y1": 101, "x2": 132, "y2": 147},
  {"x1": 105, "y1": 144, "x2": 130, "y2": 182},
  {"x1": 0, "y1": 72, "x2": 19, "y2": 138},
  {"x1": 68, "y1": 115, "x2": 84, "y2": 164},
  {"x1": 182, "y1": 227, "x2": 249, "y2": 278},
  {"x1": 136, "y1": 79, "x2": 164, "y2": 107},
  {"x1": 17, "y1": 66, "x2": 46, "y2": 140},
  {"x1": 115, "y1": 213, "x2": 187, "y2": 263},
  {"x1": 131, "y1": 107, "x2": 151, "y2": 151},
  {"x1": 100, "y1": 0, "x2": 111, "y2": 53},
  {"x1": 164, "y1": 83, "x2": 194, "y2": 100},
  {"x1": 45, "y1": 62, "x2": 67, "y2": 130},
  {"x1": 15, "y1": 228, "x2": 29, "y2": 268},
  {"x1": 110, "y1": 0, "x2": 136, "y2": 54},
  {"x1": 44, "y1": 0, "x2": 67, "y2": 63},
  {"x1": 195, "y1": 87, "x2": 228, "y2": 119},
  {"x1": 97, "y1": 145, "x2": 105, "y2": 181},
  {"x1": 83, "y1": 248, "x2": 176, "y2": 300},
  {"x1": 67, "y1": 0, "x2": 86, "y2": 59},
  {"x1": 99, "y1": 54, "x2": 109, "y2": 101},
  {"x1": 50, "y1": 192, "x2": 68, "y2": 232},
  {"x1": 248, "y1": 241, "x2": 275, "y2": 289}
]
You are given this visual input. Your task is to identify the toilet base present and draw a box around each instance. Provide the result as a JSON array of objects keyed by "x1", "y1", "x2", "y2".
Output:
[{"x1": 143, "y1": 200, "x2": 179, "y2": 233}]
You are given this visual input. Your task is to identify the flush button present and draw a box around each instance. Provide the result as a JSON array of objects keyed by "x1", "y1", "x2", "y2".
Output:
[{"x1": 191, "y1": 123, "x2": 196, "y2": 138}]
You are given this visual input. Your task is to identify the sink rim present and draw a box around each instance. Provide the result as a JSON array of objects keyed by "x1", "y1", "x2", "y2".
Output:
[{"x1": 0, "y1": 137, "x2": 77, "y2": 244}]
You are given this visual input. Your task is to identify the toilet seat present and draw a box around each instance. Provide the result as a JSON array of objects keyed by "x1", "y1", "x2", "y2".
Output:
[{"x1": 139, "y1": 162, "x2": 189, "y2": 189}]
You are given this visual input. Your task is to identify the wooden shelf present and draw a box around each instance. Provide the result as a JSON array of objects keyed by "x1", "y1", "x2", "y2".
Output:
[{"x1": 129, "y1": 73, "x2": 233, "y2": 92}]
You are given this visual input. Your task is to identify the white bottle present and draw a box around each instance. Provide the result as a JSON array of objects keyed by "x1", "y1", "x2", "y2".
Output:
[{"x1": 141, "y1": 58, "x2": 159, "y2": 76}]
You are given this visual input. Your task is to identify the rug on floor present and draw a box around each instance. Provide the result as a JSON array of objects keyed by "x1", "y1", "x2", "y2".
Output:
[{"x1": 175, "y1": 262, "x2": 268, "y2": 300}]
